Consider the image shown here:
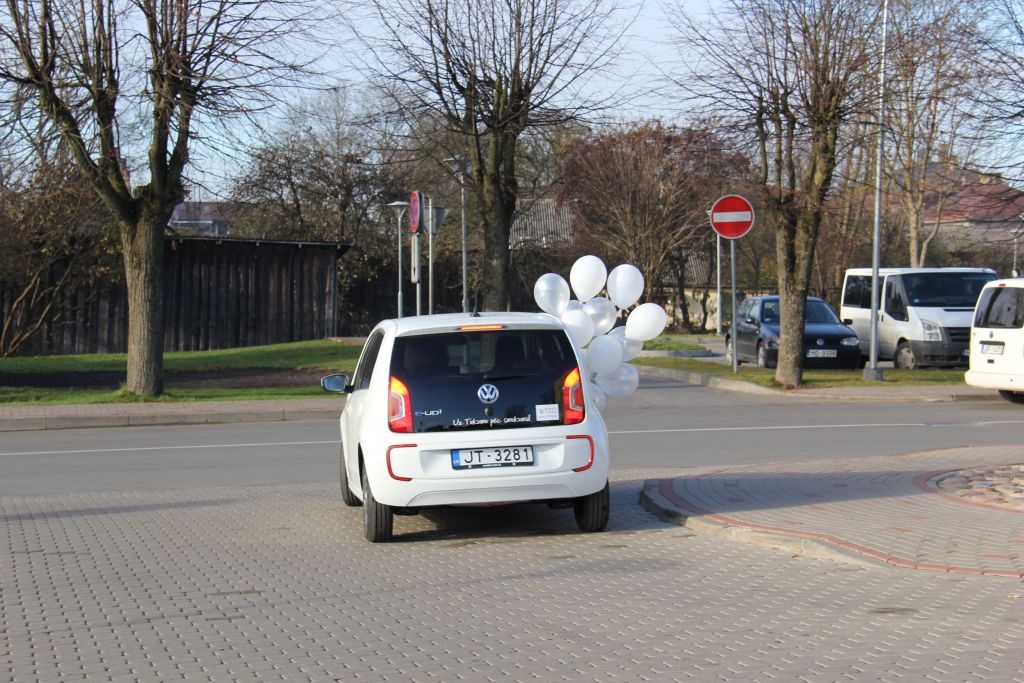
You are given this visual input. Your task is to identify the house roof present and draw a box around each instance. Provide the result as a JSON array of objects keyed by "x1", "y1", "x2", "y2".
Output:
[{"x1": 509, "y1": 198, "x2": 575, "y2": 249}]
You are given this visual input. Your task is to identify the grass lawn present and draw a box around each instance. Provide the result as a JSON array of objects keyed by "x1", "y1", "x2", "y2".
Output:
[{"x1": 0, "y1": 336, "x2": 967, "y2": 405}]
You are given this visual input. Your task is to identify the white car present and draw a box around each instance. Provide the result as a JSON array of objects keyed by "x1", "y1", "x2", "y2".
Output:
[{"x1": 321, "y1": 312, "x2": 611, "y2": 542}]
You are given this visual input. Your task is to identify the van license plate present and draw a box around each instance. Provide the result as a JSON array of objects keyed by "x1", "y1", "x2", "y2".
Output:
[
  {"x1": 452, "y1": 446, "x2": 535, "y2": 469},
  {"x1": 981, "y1": 343, "x2": 1004, "y2": 355},
  {"x1": 806, "y1": 349, "x2": 837, "y2": 358}
]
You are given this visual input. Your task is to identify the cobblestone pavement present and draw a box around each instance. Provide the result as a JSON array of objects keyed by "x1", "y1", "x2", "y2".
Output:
[{"x1": 4, "y1": 468, "x2": 1024, "y2": 682}]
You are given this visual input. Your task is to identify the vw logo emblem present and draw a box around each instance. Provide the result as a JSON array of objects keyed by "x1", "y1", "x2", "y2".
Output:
[
  {"x1": 477, "y1": 384, "x2": 499, "y2": 404},
  {"x1": 815, "y1": 338, "x2": 825, "y2": 346}
]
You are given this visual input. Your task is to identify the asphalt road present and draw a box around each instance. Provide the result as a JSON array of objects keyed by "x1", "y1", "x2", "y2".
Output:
[
  {"x1": 4, "y1": 379, "x2": 1024, "y2": 681},
  {"x1": 3, "y1": 376, "x2": 1023, "y2": 495}
]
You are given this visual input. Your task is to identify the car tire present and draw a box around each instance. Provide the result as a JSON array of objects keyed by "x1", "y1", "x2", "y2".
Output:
[
  {"x1": 894, "y1": 342, "x2": 917, "y2": 369},
  {"x1": 574, "y1": 481, "x2": 610, "y2": 532},
  {"x1": 361, "y1": 465, "x2": 393, "y2": 543},
  {"x1": 756, "y1": 342, "x2": 770, "y2": 369},
  {"x1": 339, "y1": 444, "x2": 361, "y2": 507},
  {"x1": 725, "y1": 337, "x2": 740, "y2": 365},
  {"x1": 999, "y1": 390, "x2": 1024, "y2": 404}
]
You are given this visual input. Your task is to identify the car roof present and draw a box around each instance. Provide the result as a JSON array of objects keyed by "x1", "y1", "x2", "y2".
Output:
[
  {"x1": 379, "y1": 311, "x2": 567, "y2": 337},
  {"x1": 747, "y1": 295, "x2": 826, "y2": 302}
]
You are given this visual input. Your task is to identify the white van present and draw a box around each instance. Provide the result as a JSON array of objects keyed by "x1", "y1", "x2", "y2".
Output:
[
  {"x1": 965, "y1": 279, "x2": 1024, "y2": 403},
  {"x1": 840, "y1": 267, "x2": 996, "y2": 368}
]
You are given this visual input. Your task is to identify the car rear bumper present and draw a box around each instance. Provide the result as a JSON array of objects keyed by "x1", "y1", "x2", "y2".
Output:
[
  {"x1": 965, "y1": 369, "x2": 1024, "y2": 391},
  {"x1": 362, "y1": 423, "x2": 610, "y2": 508}
]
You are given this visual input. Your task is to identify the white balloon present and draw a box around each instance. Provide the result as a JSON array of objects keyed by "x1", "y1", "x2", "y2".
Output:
[
  {"x1": 533, "y1": 273, "x2": 570, "y2": 316},
  {"x1": 585, "y1": 334, "x2": 623, "y2": 375},
  {"x1": 607, "y1": 325, "x2": 643, "y2": 360},
  {"x1": 607, "y1": 264, "x2": 645, "y2": 309},
  {"x1": 569, "y1": 255, "x2": 607, "y2": 302},
  {"x1": 565, "y1": 298, "x2": 583, "y2": 313},
  {"x1": 583, "y1": 296, "x2": 617, "y2": 336},
  {"x1": 596, "y1": 362, "x2": 640, "y2": 399},
  {"x1": 589, "y1": 383, "x2": 607, "y2": 413},
  {"x1": 625, "y1": 302, "x2": 667, "y2": 342},
  {"x1": 561, "y1": 308, "x2": 595, "y2": 348}
]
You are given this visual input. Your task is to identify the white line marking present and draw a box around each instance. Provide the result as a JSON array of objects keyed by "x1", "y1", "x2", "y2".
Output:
[{"x1": 0, "y1": 440, "x2": 338, "y2": 457}]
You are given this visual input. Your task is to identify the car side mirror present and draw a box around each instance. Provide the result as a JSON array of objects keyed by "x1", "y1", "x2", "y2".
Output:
[
  {"x1": 842, "y1": 318, "x2": 853, "y2": 325},
  {"x1": 320, "y1": 373, "x2": 352, "y2": 394}
]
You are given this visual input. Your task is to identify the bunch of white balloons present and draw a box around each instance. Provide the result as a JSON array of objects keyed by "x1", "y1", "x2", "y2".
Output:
[{"x1": 533, "y1": 255, "x2": 667, "y2": 409}]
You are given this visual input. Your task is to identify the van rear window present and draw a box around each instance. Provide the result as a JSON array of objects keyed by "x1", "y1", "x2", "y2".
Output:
[{"x1": 974, "y1": 287, "x2": 1024, "y2": 329}]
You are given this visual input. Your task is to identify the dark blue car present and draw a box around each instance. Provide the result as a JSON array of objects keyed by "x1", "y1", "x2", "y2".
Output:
[{"x1": 725, "y1": 295, "x2": 862, "y2": 369}]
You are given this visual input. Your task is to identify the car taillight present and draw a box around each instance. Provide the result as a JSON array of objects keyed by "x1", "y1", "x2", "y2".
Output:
[
  {"x1": 389, "y1": 376, "x2": 413, "y2": 433},
  {"x1": 562, "y1": 367, "x2": 585, "y2": 425}
]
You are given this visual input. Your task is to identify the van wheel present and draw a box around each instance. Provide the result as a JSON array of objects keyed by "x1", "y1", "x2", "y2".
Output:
[
  {"x1": 999, "y1": 390, "x2": 1024, "y2": 404},
  {"x1": 894, "y1": 342, "x2": 916, "y2": 369},
  {"x1": 725, "y1": 337, "x2": 740, "y2": 365},
  {"x1": 339, "y1": 444, "x2": 361, "y2": 507},
  {"x1": 574, "y1": 481, "x2": 610, "y2": 532},
  {"x1": 361, "y1": 466, "x2": 393, "y2": 542}
]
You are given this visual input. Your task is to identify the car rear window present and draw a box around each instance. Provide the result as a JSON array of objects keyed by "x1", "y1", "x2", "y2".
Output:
[
  {"x1": 974, "y1": 286, "x2": 1024, "y2": 329},
  {"x1": 391, "y1": 328, "x2": 579, "y2": 432}
]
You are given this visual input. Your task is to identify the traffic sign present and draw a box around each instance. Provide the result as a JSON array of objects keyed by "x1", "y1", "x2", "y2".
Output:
[
  {"x1": 710, "y1": 195, "x2": 755, "y2": 239},
  {"x1": 409, "y1": 191, "x2": 421, "y2": 233}
]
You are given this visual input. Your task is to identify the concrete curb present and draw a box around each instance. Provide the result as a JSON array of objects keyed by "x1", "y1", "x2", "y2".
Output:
[{"x1": 639, "y1": 480, "x2": 883, "y2": 569}]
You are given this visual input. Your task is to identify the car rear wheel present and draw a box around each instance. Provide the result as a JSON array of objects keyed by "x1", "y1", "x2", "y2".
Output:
[
  {"x1": 574, "y1": 481, "x2": 610, "y2": 532},
  {"x1": 361, "y1": 466, "x2": 393, "y2": 542},
  {"x1": 894, "y1": 342, "x2": 917, "y2": 369},
  {"x1": 339, "y1": 445, "x2": 361, "y2": 507},
  {"x1": 999, "y1": 390, "x2": 1024, "y2": 404}
]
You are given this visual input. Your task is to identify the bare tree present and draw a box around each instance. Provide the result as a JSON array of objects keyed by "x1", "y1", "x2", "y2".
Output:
[
  {"x1": 358, "y1": 0, "x2": 629, "y2": 310},
  {"x1": 0, "y1": 0, "x2": 327, "y2": 394},
  {"x1": 558, "y1": 121, "x2": 752, "y2": 303},
  {"x1": 668, "y1": 0, "x2": 878, "y2": 387},
  {"x1": 884, "y1": 0, "x2": 994, "y2": 268}
]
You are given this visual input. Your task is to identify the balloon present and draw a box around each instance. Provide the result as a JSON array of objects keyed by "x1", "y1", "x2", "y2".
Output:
[
  {"x1": 569, "y1": 255, "x2": 607, "y2": 302},
  {"x1": 589, "y1": 383, "x2": 607, "y2": 413},
  {"x1": 561, "y1": 308, "x2": 595, "y2": 348},
  {"x1": 583, "y1": 296, "x2": 617, "y2": 336},
  {"x1": 533, "y1": 273, "x2": 570, "y2": 316},
  {"x1": 565, "y1": 299, "x2": 583, "y2": 313},
  {"x1": 585, "y1": 334, "x2": 623, "y2": 375},
  {"x1": 607, "y1": 326, "x2": 643, "y2": 360},
  {"x1": 596, "y1": 362, "x2": 640, "y2": 399},
  {"x1": 625, "y1": 302, "x2": 667, "y2": 342},
  {"x1": 607, "y1": 264, "x2": 645, "y2": 309}
]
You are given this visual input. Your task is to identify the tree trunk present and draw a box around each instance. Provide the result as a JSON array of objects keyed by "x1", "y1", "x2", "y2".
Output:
[{"x1": 121, "y1": 214, "x2": 166, "y2": 395}]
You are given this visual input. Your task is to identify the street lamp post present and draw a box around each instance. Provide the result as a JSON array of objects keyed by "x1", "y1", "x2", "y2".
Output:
[
  {"x1": 444, "y1": 156, "x2": 471, "y2": 313},
  {"x1": 387, "y1": 200, "x2": 409, "y2": 318},
  {"x1": 864, "y1": 0, "x2": 889, "y2": 382}
]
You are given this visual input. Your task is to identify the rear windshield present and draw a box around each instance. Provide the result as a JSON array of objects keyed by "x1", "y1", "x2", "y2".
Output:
[
  {"x1": 974, "y1": 286, "x2": 1024, "y2": 329},
  {"x1": 391, "y1": 328, "x2": 579, "y2": 432}
]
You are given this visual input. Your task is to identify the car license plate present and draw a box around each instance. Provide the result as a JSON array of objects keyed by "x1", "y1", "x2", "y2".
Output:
[
  {"x1": 806, "y1": 349, "x2": 837, "y2": 358},
  {"x1": 981, "y1": 343, "x2": 1004, "y2": 355},
  {"x1": 452, "y1": 445, "x2": 535, "y2": 469}
]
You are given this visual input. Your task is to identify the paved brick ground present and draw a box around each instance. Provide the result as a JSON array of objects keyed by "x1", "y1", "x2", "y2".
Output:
[{"x1": 5, "y1": 470, "x2": 1024, "y2": 682}]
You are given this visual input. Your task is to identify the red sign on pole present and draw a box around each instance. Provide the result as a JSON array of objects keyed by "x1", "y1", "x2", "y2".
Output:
[
  {"x1": 409, "y1": 191, "x2": 421, "y2": 233},
  {"x1": 710, "y1": 195, "x2": 755, "y2": 239}
]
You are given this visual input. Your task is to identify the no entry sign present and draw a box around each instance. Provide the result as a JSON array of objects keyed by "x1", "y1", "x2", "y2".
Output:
[{"x1": 710, "y1": 195, "x2": 755, "y2": 239}]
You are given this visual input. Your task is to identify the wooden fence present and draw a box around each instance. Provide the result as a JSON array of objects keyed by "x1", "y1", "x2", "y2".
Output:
[{"x1": 2, "y1": 236, "x2": 347, "y2": 355}]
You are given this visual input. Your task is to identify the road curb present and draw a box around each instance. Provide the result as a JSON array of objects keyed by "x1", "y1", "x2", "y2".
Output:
[{"x1": 639, "y1": 480, "x2": 882, "y2": 569}]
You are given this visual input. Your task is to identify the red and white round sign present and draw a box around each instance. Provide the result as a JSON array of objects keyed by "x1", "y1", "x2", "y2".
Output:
[
  {"x1": 710, "y1": 195, "x2": 755, "y2": 239},
  {"x1": 409, "y1": 191, "x2": 421, "y2": 233}
]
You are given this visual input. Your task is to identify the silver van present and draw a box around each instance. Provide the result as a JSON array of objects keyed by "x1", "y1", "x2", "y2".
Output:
[{"x1": 840, "y1": 267, "x2": 996, "y2": 368}]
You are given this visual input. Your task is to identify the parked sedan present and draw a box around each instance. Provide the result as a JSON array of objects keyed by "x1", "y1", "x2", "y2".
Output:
[{"x1": 725, "y1": 295, "x2": 862, "y2": 369}]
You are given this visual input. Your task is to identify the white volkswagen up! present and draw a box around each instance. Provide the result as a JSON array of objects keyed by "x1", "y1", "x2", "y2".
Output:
[
  {"x1": 321, "y1": 312, "x2": 611, "y2": 542},
  {"x1": 965, "y1": 279, "x2": 1024, "y2": 403}
]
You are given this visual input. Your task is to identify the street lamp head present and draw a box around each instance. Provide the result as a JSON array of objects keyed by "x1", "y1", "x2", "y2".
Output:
[
  {"x1": 443, "y1": 156, "x2": 472, "y2": 179},
  {"x1": 387, "y1": 200, "x2": 409, "y2": 219}
]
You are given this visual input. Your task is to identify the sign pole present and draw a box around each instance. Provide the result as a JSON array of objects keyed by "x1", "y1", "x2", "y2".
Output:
[
  {"x1": 730, "y1": 240, "x2": 738, "y2": 374},
  {"x1": 428, "y1": 196, "x2": 434, "y2": 315}
]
